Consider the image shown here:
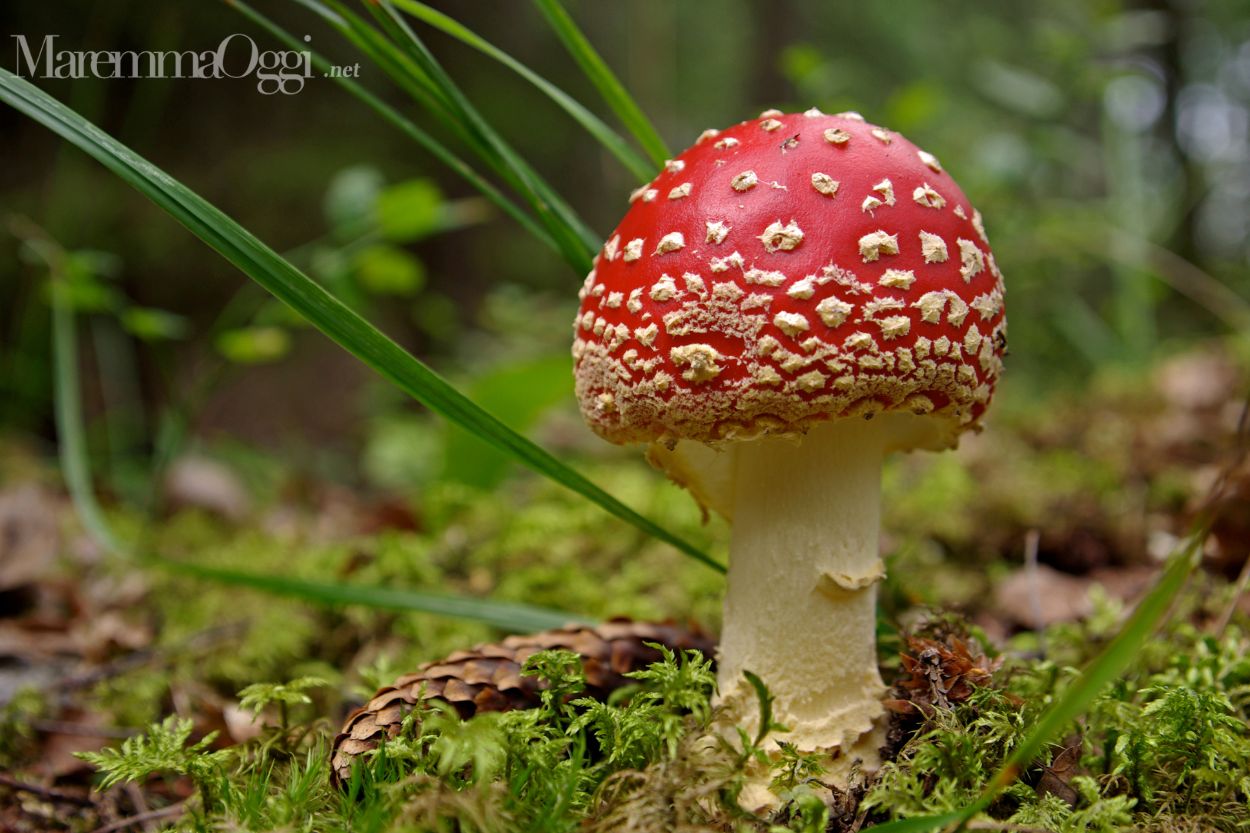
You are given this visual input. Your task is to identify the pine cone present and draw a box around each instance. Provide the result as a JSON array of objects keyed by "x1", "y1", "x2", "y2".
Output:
[
  {"x1": 883, "y1": 634, "x2": 1000, "y2": 717},
  {"x1": 330, "y1": 618, "x2": 716, "y2": 785}
]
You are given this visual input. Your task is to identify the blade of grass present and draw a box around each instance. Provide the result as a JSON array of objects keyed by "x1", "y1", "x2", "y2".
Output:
[
  {"x1": 532, "y1": 0, "x2": 669, "y2": 167},
  {"x1": 985, "y1": 531, "x2": 1201, "y2": 793},
  {"x1": 152, "y1": 558, "x2": 593, "y2": 631},
  {"x1": 1, "y1": 68, "x2": 723, "y2": 573},
  {"x1": 865, "y1": 530, "x2": 1206, "y2": 833},
  {"x1": 362, "y1": 0, "x2": 602, "y2": 256},
  {"x1": 296, "y1": 0, "x2": 597, "y2": 271},
  {"x1": 856, "y1": 811, "x2": 968, "y2": 833},
  {"x1": 290, "y1": 0, "x2": 591, "y2": 272},
  {"x1": 45, "y1": 242, "x2": 123, "y2": 555},
  {"x1": 388, "y1": 0, "x2": 654, "y2": 182},
  {"x1": 42, "y1": 218, "x2": 600, "y2": 634},
  {"x1": 228, "y1": 0, "x2": 562, "y2": 264}
]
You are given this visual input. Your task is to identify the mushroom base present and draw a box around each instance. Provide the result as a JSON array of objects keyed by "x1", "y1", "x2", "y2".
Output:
[{"x1": 714, "y1": 417, "x2": 895, "y2": 760}]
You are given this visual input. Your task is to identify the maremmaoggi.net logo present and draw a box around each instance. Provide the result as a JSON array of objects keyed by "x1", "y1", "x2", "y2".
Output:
[{"x1": 10, "y1": 33, "x2": 358, "y2": 95}]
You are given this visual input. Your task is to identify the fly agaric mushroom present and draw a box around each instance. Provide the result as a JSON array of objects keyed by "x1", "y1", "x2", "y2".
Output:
[{"x1": 572, "y1": 110, "x2": 1006, "y2": 770}]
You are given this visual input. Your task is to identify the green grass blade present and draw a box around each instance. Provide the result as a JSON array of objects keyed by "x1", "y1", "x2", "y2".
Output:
[
  {"x1": 49, "y1": 256, "x2": 123, "y2": 555},
  {"x1": 0, "y1": 68, "x2": 723, "y2": 574},
  {"x1": 291, "y1": 0, "x2": 459, "y2": 131},
  {"x1": 532, "y1": 0, "x2": 669, "y2": 167},
  {"x1": 363, "y1": 0, "x2": 602, "y2": 258},
  {"x1": 152, "y1": 557, "x2": 593, "y2": 632},
  {"x1": 984, "y1": 532, "x2": 1202, "y2": 790},
  {"x1": 227, "y1": 0, "x2": 562, "y2": 263},
  {"x1": 297, "y1": 0, "x2": 604, "y2": 270},
  {"x1": 295, "y1": 0, "x2": 596, "y2": 273},
  {"x1": 856, "y1": 810, "x2": 968, "y2": 833},
  {"x1": 388, "y1": 0, "x2": 654, "y2": 182}
]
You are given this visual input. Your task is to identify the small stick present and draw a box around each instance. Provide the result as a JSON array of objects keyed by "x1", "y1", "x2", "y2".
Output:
[
  {"x1": 122, "y1": 784, "x2": 153, "y2": 833},
  {"x1": 89, "y1": 801, "x2": 186, "y2": 833},
  {"x1": 967, "y1": 822, "x2": 1051, "y2": 833},
  {"x1": 1208, "y1": 389, "x2": 1250, "y2": 637},
  {"x1": 0, "y1": 773, "x2": 95, "y2": 806},
  {"x1": 1024, "y1": 529, "x2": 1046, "y2": 655},
  {"x1": 54, "y1": 622, "x2": 247, "y2": 693},
  {"x1": 30, "y1": 720, "x2": 138, "y2": 739},
  {"x1": 1213, "y1": 551, "x2": 1250, "y2": 637}
]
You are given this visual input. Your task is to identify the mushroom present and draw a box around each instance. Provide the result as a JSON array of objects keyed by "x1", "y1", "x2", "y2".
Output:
[{"x1": 572, "y1": 111, "x2": 1006, "y2": 774}]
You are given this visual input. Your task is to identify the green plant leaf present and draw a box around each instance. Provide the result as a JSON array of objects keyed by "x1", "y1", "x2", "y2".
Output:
[
  {"x1": 532, "y1": 0, "x2": 670, "y2": 168},
  {"x1": 375, "y1": 178, "x2": 443, "y2": 242},
  {"x1": 389, "y1": 0, "x2": 655, "y2": 182},
  {"x1": 353, "y1": 245, "x2": 426, "y2": 296},
  {"x1": 152, "y1": 557, "x2": 591, "y2": 632},
  {"x1": 44, "y1": 270, "x2": 121, "y2": 313},
  {"x1": 119, "y1": 306, "x2": 190, "y2": 341},
  {"x1": 440, "y1": 353, "x2": 574, "y2": 489},
  {"x1": 215, "y1": 326, "x2": 293, "y2": 364},
  {"x1": 855, "y1": 809, "x2": 969, "y2": 833},
  {"x1": 1, "y1": 67, "x2": 722, "y2": 574}
]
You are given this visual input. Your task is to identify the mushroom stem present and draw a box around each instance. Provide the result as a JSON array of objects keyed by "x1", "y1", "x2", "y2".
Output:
[{"x1": 716, "y1": 417, "x2": 887, "y2": 754}]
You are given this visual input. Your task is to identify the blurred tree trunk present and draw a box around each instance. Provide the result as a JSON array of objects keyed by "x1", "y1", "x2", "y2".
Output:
[{"x1": 1149, "y1": 0, "x2": 1202, "y2": 264}]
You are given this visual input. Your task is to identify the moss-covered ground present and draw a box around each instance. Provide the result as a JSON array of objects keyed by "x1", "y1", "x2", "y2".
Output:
[{"x1": 1, "y1": 344, "x2": 1247, "y2": 832}]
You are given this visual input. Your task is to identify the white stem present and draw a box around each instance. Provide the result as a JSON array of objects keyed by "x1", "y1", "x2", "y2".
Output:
[{"x1": 716, "y1": 418, "x2": 887, "y2": 753}]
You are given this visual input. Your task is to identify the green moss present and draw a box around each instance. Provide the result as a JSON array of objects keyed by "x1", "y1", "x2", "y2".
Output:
[
  {"x1": 865, "y1": 606, "x2": 1250, "y2": 832},
  {"x1": 58, "y1": 590, "x2": 1248, "y2": 832}
]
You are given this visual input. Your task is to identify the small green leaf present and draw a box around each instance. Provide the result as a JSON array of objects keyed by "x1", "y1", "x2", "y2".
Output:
[
  {"x1": 440, "y1": 354, "x2": 573, "y2": 489},
  {"x1": 376, "y1": 178, "x2": 444, "y2": 241},
  {"x1": 215, "y1": 326, "x2": 291, "y2": 364},
  {"x1": 353, "y1": 244, "x2": 426, "y2": 296},
  {"x1": 238, "y1": 677, "x2": 329, "y2": 717},
  {"x1": 742, "y1": 669, "x2": 784, "y2": 748},
  {"x1": 120, "y1": 306, "x2": 189, "y2": 341},
  {"x1": 44, "y1": 274, "x2": 120, "y2": 313},
  {"x1": 855, "y1": 809, "x2": 969, "y2": 833},
  {"x1": 76, "y1": 716, "x2": 229, "y2": 791}
]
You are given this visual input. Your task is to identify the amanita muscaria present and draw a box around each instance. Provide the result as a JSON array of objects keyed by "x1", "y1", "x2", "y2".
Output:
[{"x1": 572, "y1": 109, "x2": 1006, "y2": 767}]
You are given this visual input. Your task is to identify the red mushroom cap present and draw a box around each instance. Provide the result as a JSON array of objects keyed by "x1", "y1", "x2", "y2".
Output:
[{"x1": 573, "y1": 109, "x2": 1006, "y2": 446}]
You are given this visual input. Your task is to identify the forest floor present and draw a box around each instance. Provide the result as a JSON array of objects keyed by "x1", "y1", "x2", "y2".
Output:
[{"x1": 1, "y1": 341, "x2": 1248, "y2": 832}]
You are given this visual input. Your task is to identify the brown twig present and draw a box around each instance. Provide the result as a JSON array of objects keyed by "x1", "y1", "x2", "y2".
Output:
[
  {"x1": 52, "y1": 621, "x2": 248, "y2": 694},
  {"x1": 1023, "y1": 529, "x2": 1044, "y2": 651},
  {"x1": 122, "y1": 784, "x2": 153, "y2": 833},
  {"x1": 1214, "y1": 554, "x2": 1250, "y2": 637},
  {"x1": 1208, "y1": 386, "x2": 1250, "y2": 637},
  {"x1": 967, "y1": 822, "x2": 1051, "y2": 833},
  {"x1": 89, "y1": 801, "x2": 186, "y2": 833},
  {"x1": 1093, "y1": 228, "x2": 1250, "y2": 332},
  {"x1": 0, "y1": 773, "x2": 94, "y2": 806},
  {"x1": 31, "y1": 719, "x2": 139, "y2": 739}
]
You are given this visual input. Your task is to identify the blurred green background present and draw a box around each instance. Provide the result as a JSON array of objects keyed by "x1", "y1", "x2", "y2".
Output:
[{"x1": 1, "y1": 0, "x2": 1248, "y2": 499}]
